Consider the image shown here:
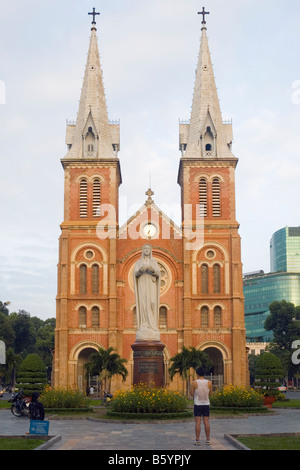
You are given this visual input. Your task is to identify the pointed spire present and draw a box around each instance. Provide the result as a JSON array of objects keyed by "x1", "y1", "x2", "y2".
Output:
[
  {"x1": 183, "y1": 11, "x2": 234, "y2": 159},
  {"x1": 64, "y1": 12, "x2": 117, "y2": 160}
]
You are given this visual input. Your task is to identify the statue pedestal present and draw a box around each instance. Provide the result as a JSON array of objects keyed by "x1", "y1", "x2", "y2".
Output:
[{"x1": 131, "y1": 341, "x2": 164, "y2": 388}]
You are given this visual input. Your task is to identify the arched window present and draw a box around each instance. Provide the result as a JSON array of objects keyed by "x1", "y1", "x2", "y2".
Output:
[
  {"x1": 159, "y1": 306, "x2": 167, "y2": 327},
  {"x1": 92, "y1": 306, "x2": 100, "y2": 328},
  {"x1": 80, "y1": 264, "x2": 87, "y2": 295},
  {"x1": 213, "y1": 264, "x2": 221, "y2": 293},
  {"x1": 92, "y1": 264, "x2": 99, "y2": 294},
  {"x1": 85, "y1": 127, "x2": 96, "y2": 157},
  {"x1": 201, "y1": 306, "x2": 209, "y2": 327},
  {"x1": 201, "y1": 264, "x2": 209, "y2": 293},
  {"x1": 79, "y1": 306, "x2": 87, "y2": 328},
  {"x1": 79, "y1": 178, "x2": 88, "y2": 218},
  {"x1": 214, "y1": 306, "x2": 222, "y2": 327},
  {"x1": 212, "y1": 178, "x2": 221, "y2": 217},
  {"x1": 199, "y1": 178, "x2": 207, "y2": 217},
  {"x1": 93, "y1": 178, "x2": 101, "y2": 217},
  {"x1": 204, "y1": 126, "x2": 214, "y2": 156}
]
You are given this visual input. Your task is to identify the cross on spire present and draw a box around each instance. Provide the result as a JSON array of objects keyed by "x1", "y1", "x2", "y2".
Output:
[
  {"x1": 145, "y1": 188, "x2": 154, "y2": 202},
  {"x1": 88, "y1": 7, "x2": 100, "y2": 25},
  {"x1": 198, "y1": 7, "x2": 210, "y2": 25}
]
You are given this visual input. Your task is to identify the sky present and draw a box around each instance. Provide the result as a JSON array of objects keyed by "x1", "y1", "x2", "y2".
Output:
[{"x1": 0, "y1": 0, "x2": 300, "y2": 320}]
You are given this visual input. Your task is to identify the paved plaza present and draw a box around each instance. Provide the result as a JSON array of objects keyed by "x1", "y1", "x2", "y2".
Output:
[{"x1": 1, "y1": 407, "x2": 300, "y2": 451}]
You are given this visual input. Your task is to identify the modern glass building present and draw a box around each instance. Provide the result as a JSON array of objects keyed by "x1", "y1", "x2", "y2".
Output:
[
  {"x1": 243, "y1": 271, "x2": 300, "y2": 342},
  {"x1": 244, "y1": 226, "x2": 300, "y2": 343},
  {"x1": 270, "y1": 226, "x2": 300, "y2": 273}
]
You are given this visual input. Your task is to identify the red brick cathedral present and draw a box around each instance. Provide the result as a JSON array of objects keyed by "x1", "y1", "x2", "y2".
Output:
[{"x1": 54, "y1": 12, "x2": 248, "y2": 392}]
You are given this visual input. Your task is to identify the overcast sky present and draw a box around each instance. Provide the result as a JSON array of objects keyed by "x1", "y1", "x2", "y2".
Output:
[{"x1": 1, "y1": 0, "x2": 300, "y2": 320}]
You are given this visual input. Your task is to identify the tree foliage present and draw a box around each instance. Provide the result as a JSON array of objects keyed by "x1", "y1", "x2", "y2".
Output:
[
  {"x1": 264, "y1": 300, "x2": 300, "y2": 377},
  {"x1": 0, "y1": 302, "x2": 55, "y2": 387},
  {"x1": 85, "y1": 347, "x2": 128, "y2": 392},
  {"x1": 265, "y1": 301, "x2": 300, "y2": 350},
  {"x1": 169, "y1": 346, "x2": 212, "y2": 396}
]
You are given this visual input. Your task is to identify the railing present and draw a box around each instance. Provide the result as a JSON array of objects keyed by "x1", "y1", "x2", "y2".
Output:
[
  {"x1": 66, "y1": 119, "x2": 76, "y2": 126},
  {"x1": 205, "y1": 374, "x2": 224, "y2": 390},
  {"x1": 179, "y1": 119, "x2": 232, "y2": 126}
]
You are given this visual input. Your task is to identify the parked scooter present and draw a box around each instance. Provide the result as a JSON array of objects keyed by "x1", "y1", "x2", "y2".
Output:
[
  {"x1": 9, "y1": 390, "x2": 31, "y2": 417},
  {"x1": 102, "y1": 390, "x2": 113, "y2": 405}
]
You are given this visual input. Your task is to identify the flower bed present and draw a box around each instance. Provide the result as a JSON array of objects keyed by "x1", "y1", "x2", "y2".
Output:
[
  {"x1": 210, "y1": 385, "x2": 264, "y2": 409},
  {"x1": 40, "y1": 387, "x2": 90, "y2": 409},
  {"x1": 110, "y1": 383, "x2": 188, "y2": 414}
]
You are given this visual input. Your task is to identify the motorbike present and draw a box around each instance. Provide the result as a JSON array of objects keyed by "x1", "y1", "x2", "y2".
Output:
[
  {"x1": 9, "y1": 390, "x2": 31, "y2": 417},
  {"x1": 102, "y1": 390, "x2": 113, "y2": 405}
]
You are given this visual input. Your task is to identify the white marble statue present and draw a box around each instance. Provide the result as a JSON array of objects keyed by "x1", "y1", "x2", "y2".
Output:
[{"x1": 133, "y1": 244, "x2": 161, "y2": 341}]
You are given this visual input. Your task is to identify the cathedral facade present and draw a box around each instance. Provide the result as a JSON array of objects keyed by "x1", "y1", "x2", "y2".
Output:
[{"x1": 54, "y1": 14, "x2": 248, "y2": 392}]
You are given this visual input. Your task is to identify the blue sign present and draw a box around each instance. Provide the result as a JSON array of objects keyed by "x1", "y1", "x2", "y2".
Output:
[{"x1": 29, "y1": 420, "x2": 49, "y2": 436}]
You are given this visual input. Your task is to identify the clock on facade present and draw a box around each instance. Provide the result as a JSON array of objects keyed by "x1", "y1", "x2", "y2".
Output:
[{"x1": 142, "y1": 223, "x2": 157, "y2": 238}]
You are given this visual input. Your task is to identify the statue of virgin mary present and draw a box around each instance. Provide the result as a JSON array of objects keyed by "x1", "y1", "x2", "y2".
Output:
[{"x1": 133, "y1": 244, "x2": 161, "y2": 341}]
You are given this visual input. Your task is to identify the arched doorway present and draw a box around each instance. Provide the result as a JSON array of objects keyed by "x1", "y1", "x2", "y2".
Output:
[
  {"x1": 203, "y1": 346, "x2": 224, "y2": 389},
  {"x1": 77, "y1": 347, "x2": 97, "y2": 393},
  {"x1": 69, "y1": 340, "x2": 104, "y2": 392}
]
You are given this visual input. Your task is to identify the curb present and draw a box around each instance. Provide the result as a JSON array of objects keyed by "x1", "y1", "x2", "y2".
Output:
[
  {"x1": 34, "y1": 435, "x2": 62, "y2": 450},
  {"x1": 224, "y1": 434, "x2": 251, "y2": 450},
  {"x1": 0, "y1": 435, "x2": 62, "y2": 451}
]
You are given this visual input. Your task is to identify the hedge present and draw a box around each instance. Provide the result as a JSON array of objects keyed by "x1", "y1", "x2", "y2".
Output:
[{"x1": 16, "y1": 354, "x2": 47, "y2": 396}]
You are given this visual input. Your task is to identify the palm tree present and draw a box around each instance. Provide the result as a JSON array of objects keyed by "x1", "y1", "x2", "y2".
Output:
[
  {"x1": 85, "y1": 347, "x2": 128, "y2": 392},
  {"x1": 169, "y1": 346, "x2": 212, "y2": 396}
]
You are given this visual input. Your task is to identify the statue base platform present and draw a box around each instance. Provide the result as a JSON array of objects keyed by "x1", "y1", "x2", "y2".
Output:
[{"x1": 131, "y1": 341, "x2": 165, "y2": 388}]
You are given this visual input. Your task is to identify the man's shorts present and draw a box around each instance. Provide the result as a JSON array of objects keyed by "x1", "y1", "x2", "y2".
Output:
[{"x1": 194, "y1": 405, "x2": 210, "y2": 417}]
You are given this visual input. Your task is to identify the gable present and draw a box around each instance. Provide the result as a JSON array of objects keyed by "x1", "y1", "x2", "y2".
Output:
[{"x1": 118, "y1": 201, "x2": 182, "y2": 242}]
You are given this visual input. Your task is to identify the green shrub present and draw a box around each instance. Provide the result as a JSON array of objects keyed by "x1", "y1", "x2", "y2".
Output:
[
  {"x1": 16, "y1": 354, "x2": 47, "y2": 396},
  {"x1": 210, "y1": 385, "x2": 264, "y2": 408},
  {"x1": 111, "y1": 383, "x2": 188, "y2": 414},
  {"x1": 106, "y1": 411, "x2": 192, "y2": 420},
  {"x1": 39, "y1": 387, "x2": 90, "y2": 409},
  {"x1": 255, "y1": 352, "x2": 283, "y2": 397}
]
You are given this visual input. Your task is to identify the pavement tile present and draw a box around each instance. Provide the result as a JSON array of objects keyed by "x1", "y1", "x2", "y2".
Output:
[{"x1": 1, "y1": 407, "x2": 300, "y2": 452}]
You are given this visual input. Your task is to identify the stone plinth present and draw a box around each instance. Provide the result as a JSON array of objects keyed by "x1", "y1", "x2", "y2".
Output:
[{"x1": 131, "y1": 341, "x2": 165, "y2": 388}]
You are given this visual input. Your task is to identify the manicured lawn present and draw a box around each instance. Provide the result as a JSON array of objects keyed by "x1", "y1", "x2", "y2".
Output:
[
  {"x1": 273, "y1": 399, "x2": 300, "y2": 408},
  {"x1": 0, "y1": 400, "x2": 11, "y2": 409},
  {"x1": 0, "y1": 438, "x2": 46, "y2": 450},
  {"x1": 237, "y1": 435, "x2": 300, "y2": 450}
]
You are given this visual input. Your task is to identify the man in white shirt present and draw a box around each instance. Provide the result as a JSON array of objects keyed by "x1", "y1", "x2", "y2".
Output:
[{"x1": 190, "y1": 366, "x2": 212, "y2": 446}]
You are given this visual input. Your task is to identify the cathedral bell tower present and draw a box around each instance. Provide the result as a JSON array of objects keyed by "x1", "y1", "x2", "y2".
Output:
[
  {"x1": 54, "y1": 11, "x2": 121, "y2": 389},
  {"x1": 178, "y1": 9, "x2": 248, "y2": 386}
]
